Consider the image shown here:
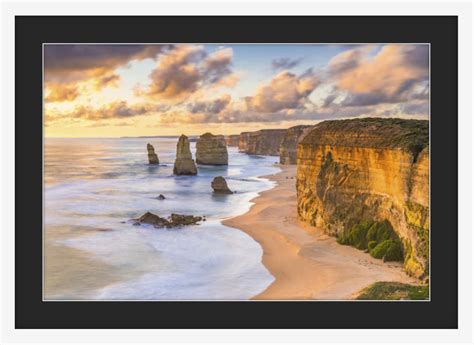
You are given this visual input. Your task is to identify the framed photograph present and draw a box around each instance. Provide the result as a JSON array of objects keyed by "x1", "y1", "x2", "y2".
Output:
[{"x1": 15, "y1": 15, "x2": 457, "y2": 328}]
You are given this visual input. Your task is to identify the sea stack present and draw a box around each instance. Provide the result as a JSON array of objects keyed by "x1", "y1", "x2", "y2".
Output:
[
  {"x1": 196, "y1": 132, "x2": 228, "y2": 165},
  {"x1": 173, "y1": 135, "x2": 197, "y2": 175},
  {"x1": 211, "y1": 176, "x2": 233, "y2": 194},
  {"x1": 147, "y1": 143, "x2": 159, "y2": 164}
]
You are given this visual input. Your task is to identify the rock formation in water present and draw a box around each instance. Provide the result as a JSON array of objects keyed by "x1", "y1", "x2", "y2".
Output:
[
  {"x1": 173, "y1": 135, "x2": 198, "y2": 175},
  {"x1": 296, "y1": 118, "x2": 429, "y2": 279},
  {"x1": 134, "y1": 212, "x2": 203, "y2": 228},
  {"x1": 225, "y1": 134, "x2": 240, "y2": 147},
  {"x1": 279, "y1": 125, "x2": 313, "y2": 165},
  {"x1": 211, "y1": 176, "x2": 233, "y2": 194},
  {"x1": 147, "y1": 143, "x2": 159, "y2": 164},
  {"x1": 195, "y1": 132, "x2": 229, "y2": 165},
  {"x1": 238, "y1": 129, "x2": 287, "y2": 156}
]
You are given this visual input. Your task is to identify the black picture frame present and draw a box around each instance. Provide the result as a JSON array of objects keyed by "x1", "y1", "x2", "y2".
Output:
[{"x1": 15, "y1": 16, "x2": 458, "y2": 329}]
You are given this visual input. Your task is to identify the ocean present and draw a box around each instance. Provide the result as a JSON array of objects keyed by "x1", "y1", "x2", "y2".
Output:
[{"x1": 44, "y1": 137, "x2": 279, "y2": 300}]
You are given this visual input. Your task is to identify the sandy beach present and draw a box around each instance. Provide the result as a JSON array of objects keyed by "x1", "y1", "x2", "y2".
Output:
[{"x1": 223, "y1": 165, "x2": 417, "y2": 300}]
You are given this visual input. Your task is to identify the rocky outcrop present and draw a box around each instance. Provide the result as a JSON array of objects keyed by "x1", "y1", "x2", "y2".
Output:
[
  {"x1": 296, "y1": 118, "x2": 429, "y2": 278},
  {"x1": 196, "y1": 132, "x2": 228, "y2": 165},
  {"x1": 225, "y1": 135, "x2": 240, "y2": 147},
  {"x1": 134, "y1": 212, "x2": 203, "y2": 228},
  {"x1": 147, "y1": 143, "x2": 159, "y2": 164},
  {"x1": 211, "y1": 176, "x2": 233, "y2": 194},
  {"x1": 239, "y1": 132, "x2": 252, "y2": 152},
  {"x1": 238, "y1": 129, "x2": 287, "y2": 156},
  {"x1": 173, "y1": 135, "x2": 197, "y2": 175},
  {"x1": 279, "y1": 125, "x2": 313, "y2": 164}
]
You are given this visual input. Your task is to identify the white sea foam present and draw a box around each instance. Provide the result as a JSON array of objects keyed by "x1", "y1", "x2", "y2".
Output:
[{"x1": 45, "y1": 138, "x2": 278, "y2": 300}]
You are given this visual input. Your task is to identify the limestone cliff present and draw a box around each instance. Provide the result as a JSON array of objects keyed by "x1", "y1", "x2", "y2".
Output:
[
  {"x1": 279, "y1": 125, "x2": 313, "y2": 165},
  {"x1": 238, "y1": 129, "x2": 287, "y2": 156},
  {"x1": 296, "y1": 118, "x2": 429, "y2": 278},
  {"x1": 173, "y1": 135, "x2": 197, "y2": 175},
  {"x1": 196, "y1": 133, "x2": 228, "y2": 165},
  {"x1": 239, "y1": 132, "x2": 252, "y2": 152},
  {"x1": 225, "y1": 135, "x2": 240, "y2": 147}
]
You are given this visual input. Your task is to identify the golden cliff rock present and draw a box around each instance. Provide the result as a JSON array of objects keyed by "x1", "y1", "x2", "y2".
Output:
[{"x1": 296, "y1": 118, "x2": 429, "y2": 278}]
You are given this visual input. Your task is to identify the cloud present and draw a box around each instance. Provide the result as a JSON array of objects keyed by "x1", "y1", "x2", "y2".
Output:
[
  {"x1": 45, "y1": 83, "x2": 80, "y2": 103},
  {"x1": 140, "y1": 46, "x2": 234, "y2": 100},
  {"x1": 271, "y1": 57, "x2": 302, "y2": 70},
  {"x1": 245, "y1": 70, "x2": 319, "y2": 113},
  {"x1": 44, "y1": 44, "x2": 171, "y2": 82},
  {"x1": 187, "y1": 94, "x2": 231, "y2": 114},
  {"x1": 328, "y1": 44, "x2": 429, "y2": 106},
  {"x1": 95, "y1": 74, "x2": 120, "y2": 90},
  {"x1": 47, "y1": 101, "x2": 169, "y2": 122}
]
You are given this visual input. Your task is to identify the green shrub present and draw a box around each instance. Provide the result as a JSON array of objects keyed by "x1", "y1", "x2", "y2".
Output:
[
  {"x1": 369, "y1": 239, "x2": 403, "y2": 261},
  {"x1": 383, "y1": 240, "x2": 404, "y2": 261},
  {"x1": 367, "y1": 240, "x2": 378, "y2": 251},
  {"x1": 356, "y1": 281, "x2": 429, "y2": 300},
  {"x1": 338, "y1": 219, "x2": 404, "y2": 263},
  {"x1": 366, "y1": 220, "x2": 394, "y2": 243},
  {"x1": 338, "y1": 221, "x2": 373, "y2": 249}
]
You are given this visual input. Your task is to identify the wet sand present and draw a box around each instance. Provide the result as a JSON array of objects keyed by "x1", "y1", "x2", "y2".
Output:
[{"x1": 223, "y1": 165, "x2": 417, "y2": 300}]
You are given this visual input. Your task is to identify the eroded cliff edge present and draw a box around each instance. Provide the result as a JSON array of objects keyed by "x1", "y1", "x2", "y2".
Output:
[
  {"x1": 296, "y1": 118, "x2": 429, "y2": 279},
  {"x1": 238, "y1": 129, "x2": 287, "y2": 156}
]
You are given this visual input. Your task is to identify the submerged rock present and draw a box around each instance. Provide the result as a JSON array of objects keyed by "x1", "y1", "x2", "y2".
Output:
[
  {"x1": 133, "y1": 212, "x2": 203, "y2": 228},
  {"x1": 173, "y1": 135, "x2": 197, "y2": 175},
  {"x1": 196, "y1": 132, "x2": 228, "y2": 165},
  {"x1": 211, "y1": 176, "x2": 233, "y2": 194},
  {"x1": 157, "y1": 194, "x2": 166, "y2": 200},
  {"x1": 147, "y1": 143, "x2": 159, "y2": 164}
]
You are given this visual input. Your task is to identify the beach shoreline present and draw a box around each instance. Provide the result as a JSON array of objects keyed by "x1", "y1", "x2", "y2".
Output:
[{"x1": 223, "y1": 165, "x2": 418, "y2": 300}]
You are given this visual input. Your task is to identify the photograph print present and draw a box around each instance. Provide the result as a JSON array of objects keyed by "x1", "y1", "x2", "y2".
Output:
[{"x1": 43, "y1": 43, "x2": 430, "y2": 301}]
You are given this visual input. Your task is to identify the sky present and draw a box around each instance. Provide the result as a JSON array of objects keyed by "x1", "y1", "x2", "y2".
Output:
[{"x1": 44, "y1": 44, "x2": 429, "y2": 137}]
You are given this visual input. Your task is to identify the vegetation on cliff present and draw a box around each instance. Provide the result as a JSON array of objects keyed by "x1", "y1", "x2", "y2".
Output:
[
  {"x1": 337, "y1": 220, "x2": 404, "y2": 262},
  {"x1": 356, "y1": 281, "x2": 429, "y2": 300},
  {"x1": 300, "y1": 117, "x2": 429, "y2": 158}
]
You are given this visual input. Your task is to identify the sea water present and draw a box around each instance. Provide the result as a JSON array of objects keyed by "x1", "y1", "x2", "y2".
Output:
[{"x1": 44, "y1": 137, "x2": 279, "y2": 300}]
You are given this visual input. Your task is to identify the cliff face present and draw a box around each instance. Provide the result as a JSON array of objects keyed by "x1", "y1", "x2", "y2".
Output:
[
  {"x1": 238, "y1": 129, "x2": 287, "y2": 156},
  {"x1": 279, "y1": 125, "x2": 313, "y2": 164},
  {"x1": 296, "y1": 118, "x2": 429, "y2": 278},
  {"x1": 196, "y1": 133, "x2": 228, "y2": 165},
  {"x1": 238, "y1": 132, "x2": 252, "y2": 152},
  {"x1": 225, "y1": 135, "x2": 240, "y2": 147}
]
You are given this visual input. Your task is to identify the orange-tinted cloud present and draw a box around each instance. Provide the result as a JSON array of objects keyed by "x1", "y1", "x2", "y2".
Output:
[
  {"x1": 329, "y1": 45, "x2": 429, "y2": 106},
  {"x1": 45, "y1": 83, "x2": 80, "y2": 103},
  {"x1": 141, "y1": 46, "x2": 234, "y2": 101},
  {"x1": 94, "y1": 74, "x2": 120, "y2": 90},
  {"x1": 245, "y1": 70, "x2": 319, "y2": 113},
  {"x1": 47, "y1": 101, "x2": 168, "y2": 122},
  {"x1": 187, "y1": 94, "x2": 231, "y2": 114}
]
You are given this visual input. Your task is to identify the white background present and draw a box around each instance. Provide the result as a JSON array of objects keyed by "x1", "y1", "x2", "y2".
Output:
[{"x1": 0, "y1": 0, "x2": 472, "y2": 344}]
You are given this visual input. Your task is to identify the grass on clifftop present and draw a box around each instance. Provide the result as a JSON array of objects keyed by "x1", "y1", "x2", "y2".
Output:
[
  {"x1": 356, "y1": 282, "x2": 429, "y2": 300},
  {"x1": 302, "y1": 117, "x2": 429, "y2": 159}
]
